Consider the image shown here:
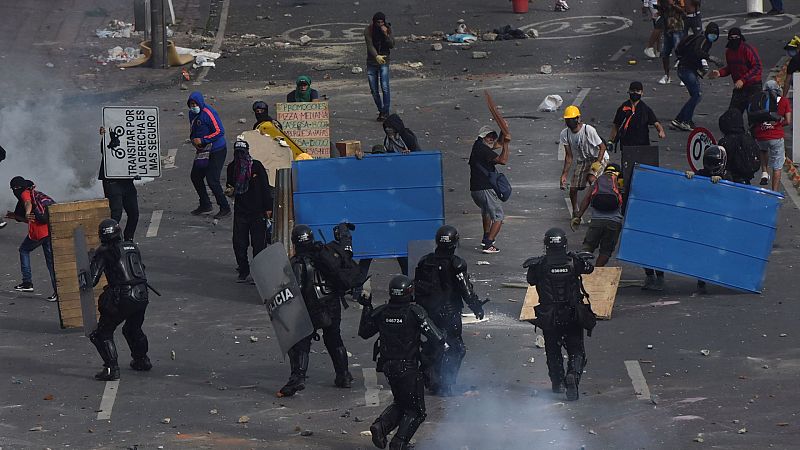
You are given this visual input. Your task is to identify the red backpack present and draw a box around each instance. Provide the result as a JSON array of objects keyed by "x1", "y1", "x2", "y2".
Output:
[{"x1": 29, "y1": 188, "x2": 56, "y2": 224}]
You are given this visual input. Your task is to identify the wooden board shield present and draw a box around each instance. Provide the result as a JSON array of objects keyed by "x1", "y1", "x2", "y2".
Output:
[
  {"x1": 519, "y1": 266, "x2": 622, "y2": 321},
  {"x1": 241, "y1": 130, "x2": 293, "y2": 187},
  {"x1": 485, "y1": 91, "x2": 510, "y2": 137},
  {"x1": 73, "y1": 226, "x2": 97, "y2": 337}
]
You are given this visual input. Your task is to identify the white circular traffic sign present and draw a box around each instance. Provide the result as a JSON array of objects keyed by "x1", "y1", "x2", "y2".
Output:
[{"x1": 686, "y1": 127, "x2": 717, "y2": 172}]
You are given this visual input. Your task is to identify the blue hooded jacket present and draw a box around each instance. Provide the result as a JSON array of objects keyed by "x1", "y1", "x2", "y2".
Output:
[{"x1": 188, "y1": 91, "x2": 226, "y2": 152}]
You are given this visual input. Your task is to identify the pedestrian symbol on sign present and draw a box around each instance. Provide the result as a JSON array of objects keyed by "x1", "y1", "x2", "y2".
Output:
[{"x1": 686, "y1": 127, "x2": 717, "y2": 172}]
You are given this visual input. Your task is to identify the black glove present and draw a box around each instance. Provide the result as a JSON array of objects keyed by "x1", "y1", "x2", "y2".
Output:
[
  {"x1": 469, "y1": 298, "x2": 489, "y2": 320},
  {"x1": 357, "y1": 292, "x2": 372, "y2": 307}
]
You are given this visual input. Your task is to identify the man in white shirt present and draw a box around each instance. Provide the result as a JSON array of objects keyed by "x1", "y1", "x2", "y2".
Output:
[{"x1": 560, "y1": 105, "x2": 608, "y2": 215}]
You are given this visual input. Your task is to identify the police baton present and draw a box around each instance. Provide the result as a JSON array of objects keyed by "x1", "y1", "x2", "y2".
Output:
[{"x1": 146, "y1": 282, "x2": 162, "y2": 297}]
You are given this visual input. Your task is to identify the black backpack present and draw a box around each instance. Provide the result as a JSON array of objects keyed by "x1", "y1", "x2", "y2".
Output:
[
  {"x1": 590, "y1": 173, "x2": 622, "y2": 212},
  {"x1": 314, "y1": 241, "x2": 367, "y2": 293},
  {"x1": 414, "y1": 255, "x2": 452, "y2": 312},
  {"x1": 747, "y1": 91, "x2": 780, "y2": 125},
  {"x1": 720, "y1": 134, "x2": 760, "y2": 181}
]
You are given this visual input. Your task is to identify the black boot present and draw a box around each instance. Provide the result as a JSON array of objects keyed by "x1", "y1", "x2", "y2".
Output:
[
  {"x1": 278, "y1": 348, "x2": 308, "y2": 397},
  {"x1": 330, "y1": 346, "x2": 354, "y2": 388},
  {"x1": 370, "y1": 404, "x2": 402, "y2": 449},
  {"x1": 130, "y1": 356, "x2": 152, "y2": 371},
  {"x1": 95, "y1": 366, "x2": 120, "y2": 381},
  {"x1": 551, "y1": 379, "x2": 565, "y2": 393},
  {"x1": 545, "y1": 349, "x2": 565, "y2": 395},
  {"x1": 565, "y1": 354, "x2": 585, "y2": 401},
  {"x1": 390, "y1": 413, "x2": 425, "y2": 450},
  {"x1": 90, "y1": 332, "x2": 120, "y2": 381}
]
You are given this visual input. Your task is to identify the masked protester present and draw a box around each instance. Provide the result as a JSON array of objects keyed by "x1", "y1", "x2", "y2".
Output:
[
  {"x1": 671, "y1": 22, "x2": 719, "y2": 131},
  {"x1": 382, "y1": 113, "x2": 420, "y2": 153},
  {"x1": 187, "y1": 91, "x2": 230, "y2": 218},
  {"x1": 414, "y1": 225, "x2": 487, "y2": 396},
  {"x1": 559, "y1": 106, "x2": 608, "y2": 215},
  {"x1": 469, "y1": 125, "x2": 511, "y2": 254},
  {"x1": 609, "y1": 81, "x2": 666, "y2": 151},
  {"x1": 524, "y1": 228, "x2": 596, "y2": 401},
  {"x1": 717, "y1": 108, "x2": 760, "y2": 185},
  {"x1": 358, "y1": 275, "x2": 445, "y2": 450},
  {"x1": 88, "y1": 219, "x2": 153, "y2": 381},
  {"x1": 251, "y1": 101, "x2": 276, "y2": 130},
  {"x1": 657, "y1": 0, "x2": 686, "y2": 86},
  {"x1": 365, "y1": 12, "x2": 395, "y2": 121},
  {"x1": 783, "y1": 36, "x2": 800, "y2": 97},
  {"x1": 286, "y1": 75, "x2": 320, "y2": 103},
  {"x1": 571, "y1": 164, "x2": 624, "y2": 268},
  {"x1": 752, "y1": 81, "x2": 792, "y2": 191},
  {"x1": 709, "y1": 28, "x2": 763, "y2": 113}
]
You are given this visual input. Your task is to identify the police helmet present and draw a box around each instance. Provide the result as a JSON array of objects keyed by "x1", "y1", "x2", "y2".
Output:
[
  {"x1": 543, "y1": 227, "x2": 568, "y2": 249},
  {"x1": 99, "y1": 218, "x2": 122, "y2": 243},
  {"x1": 291, "y1": 224, "x2": 315, "y2": 248},
  {"x1": 333, "y1": 222, "x2": 356, "y2": 242},
  {"x1": 252, "y1": 100, "x2": 268, "y2": 112},
  {"x1": 389, "y1": 275, "x2": 414, "y2": 301},
  {"x1": 435, "y1": 225, "x2": 459, "y2": 250},
  {"x1": 703, "y1": 145, "x2": 727, "y2": 176}
]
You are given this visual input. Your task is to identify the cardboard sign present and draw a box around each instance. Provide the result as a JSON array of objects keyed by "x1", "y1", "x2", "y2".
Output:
[
  {"x1": 102, "y1": 106, "x2": 161, "y2": 179},
  {"x1": 518, "y1": 266, "x2": 622, "y2": 321},
  {"x1": 275, "y1": 101, "x2": 331, "y2": 159},
  {"x1": 686, "y1": 127, "x2": 716, "y2": 172}
]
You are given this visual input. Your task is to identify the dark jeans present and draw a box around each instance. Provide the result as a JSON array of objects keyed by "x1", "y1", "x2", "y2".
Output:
[
  {"x1": 367, "y1": 63, "x2": 391, "y2": 115},
  {"x1": 730, "y1": 83, "x2": 762, "y2": 115},
  {"x1": 232, "y1": 213, "x2": 268, "y2": 276},
  {"x1": 103, "y1": 179, "x2": 139, "y2": 241},
  {"x1": 684, "y1": 14, "x2": 702, "y2": 35},
  {"x1": 770, "y1": 0, "x2": 784, "y2": 11},
  {"x1": 19, "y1": 236, "x2": 56, "y2": 291},
  {"x1": 359, "y1": 257, "x2": 409, "y2": 277},
  {"x1": 190, "y1": 147, "x2": 230, "y2": 210},
  {"x1": 676, "y1": 67, "x2": 702, "y2": 123}
]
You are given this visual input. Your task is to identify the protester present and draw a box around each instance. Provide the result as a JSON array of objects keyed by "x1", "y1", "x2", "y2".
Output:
[
  {"x1": 658, "y1": 0, "x2": 686, "y2": 85},
  {"x1": 252, "y1": 101, "x2": 276, "y2": 130},
  {"x1": 752, "y1": 81, "x2": 792, "y2": 191},
  {"x1": 782, "y1": 36, "x2": 800, "y2": 98},
  {"x1": 187, "y1": 91, "x2": 231, "y2": 218},
  {"x1": 5, "y1": 177, "x2": 57, "y2": 301},
  {"x1": 609, "y1": 81, "x2": 667, "y2": 149},
  {"x1": 382, "y1": 113, "x2": 420, "y2": 153},
  {"x1": 365, "y1": 12, "x2": 395, "y2": 121},
  {"x1": 225, "y1": 140, "x2": 273, "y2": 283},
  {"x1": 718, "y1": 108, "x2": 760, "y2": 185},
  {"x1": 469, "y1": 125, "x2": 510, "y2": 254},
  {"x1": 286, "y1": 75, "x2": 320, "y2": 103},
  {"x1": 683, "y1": 0, "x2": 702, "y2": 35},
  {"x1": 571, "y1": 164, "x2": 624, "y2": 267},
  {"x1": 559, "y1": 105, "x2": 608, "y2": 216},
  {"x1": 709, "y1": 28, "x2": 763, "y2": 113},
  {"x1": 672, "y1": 22, "x2": 719, "y2": 131},
  {"x1": 767, "y1": 0, "x2": 785, "y2": 15},
  {"x1": 643, "y1": 0, "x2": 662, "y2": 59},
  {"x1": 98, "y1": 127, "x2": 139, "y2": 241}
]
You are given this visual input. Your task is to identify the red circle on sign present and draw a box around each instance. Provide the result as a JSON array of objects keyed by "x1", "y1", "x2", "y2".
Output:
[{"x1": 686, "y1": 127, "x2": 717, "y2": 172}]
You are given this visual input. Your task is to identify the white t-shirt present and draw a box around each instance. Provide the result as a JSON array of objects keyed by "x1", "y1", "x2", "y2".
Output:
[{"x1": 560, "y1": 124, "x2": 608, "y2": 163}]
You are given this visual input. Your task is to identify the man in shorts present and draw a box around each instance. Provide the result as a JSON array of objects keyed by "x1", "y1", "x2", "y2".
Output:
[
  {"x1": 560, "y1": 105, "x2": 608, "y2": 216},
  {"x1": 570, "y1": 164, "x2": 623, "y2": 267},
  {"x1": 469, "y1": 125, "x2": 510, "y2": 254},
  {"x1": 753, "y1": 80, "x2": 791, "y2": 191}
]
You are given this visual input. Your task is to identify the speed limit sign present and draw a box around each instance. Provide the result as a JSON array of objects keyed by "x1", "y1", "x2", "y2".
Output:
[{"x1": 686, "y1": 127, "x2": 717, "y2": 172}]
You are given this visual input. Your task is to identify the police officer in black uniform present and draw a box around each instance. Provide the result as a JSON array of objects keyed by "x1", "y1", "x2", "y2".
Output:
[
  {"x1": 358, "y1": 275, "x2": 445, "y2": 450},
  {"x1": 278, "y1": 224, "x2": 354, "y2": 397},
  {"x1": 89, "y1": 218, "x2": 151, "y2": 381},
  {"x1": 524, "y1": 227, "x2": 595, "y2": 401},
  {"x1": 414, "y1": 225, "x2": 487, "y2": 396}
]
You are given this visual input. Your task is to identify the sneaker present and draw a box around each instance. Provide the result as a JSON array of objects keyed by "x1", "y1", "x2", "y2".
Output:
[
  {"x1": 47, "y1": 292, "x2": 58, "y2": 302},
  {"x1": 191, "y1": 206, "x2": 213, "y2": 216},
  {"x1": 376, "y1": 112, "x2": 386, "y2": 122},
  {"x1": 658, "y1": 75, "x2": 671, "y2": 85},
  {"x1": 644, "y1": 47, "x2": 657, "y2": 59},
  {"x1": 213, "y1": 208, "x2": 231, "y2": 219},
  {"x1": 767, "y1": 9, "x2": 784, "y2": 15},
  {"x1": 482, "y1": 245, "x2": 500, "y2": 254},
  {"x1": 0, "y1": 220, "x2": 6, "y2": 229},
  {"x1": 14, "y1": 282, "x2": 33, "y2": 292},
  {"x1": 679, "y1": 80, "x2": 685, "y2": 87},
  {"x1": 760, "y1": 171, "x2": 769, "y2": 185},
  {"x1": 130, "y1": 356, "x2": 152, "y2": 371}
]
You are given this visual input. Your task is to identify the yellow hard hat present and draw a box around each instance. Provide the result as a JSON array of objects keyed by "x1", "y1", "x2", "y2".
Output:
[
  {"x1": 295, "y1": 152, "x2": 313, "y2": 161},
  {"x1": 563, "y1": 105, "x2": 581, "y2": 119},
  {"x1": 785, "y1": 36, "x2": 800, "y2": 50}
]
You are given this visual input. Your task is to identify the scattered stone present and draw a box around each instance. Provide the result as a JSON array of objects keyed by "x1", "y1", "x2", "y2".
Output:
[
  {"x1": 780, "y1": 333, "x2": 788, "y2": 337},
  {"x1": 29, "y1": 425, "x2": 43, "y2": 432},
  {"x1": 351, "y1": 66, "x2": 363, "y2": 74},
  {"x1": 561, "y1": 424, "x2": 568, "y2": 430},
  {"x1": 535, "y1": 335, "x2": 545, "y2": 348},
  {"x1": 482, "y1": 33, "x2": 498, "y2": 41},
  {"x1": 737, "y1": 428, "x2": 747, "y2": 434},
  {"x1": 300, "y1": 429, "x2": 313, "y2": 436},
  {"x1": 454, "y1": 104, "x2": 461, "y2": 110},
  {"x1": 268, "y1": 80, "x2": 277, "y2": 85},
  {"x1": 238, "y1": 415, "x2": 250, "y2": 424},
  {"x1": 360, "y1": 430, "x2": 372, "y2": 437},
  {"x1": 161, "y1": 418, "x2": 171, "y2": 424},
  {"x1": 588, "y1": 429, "x2": 597, "y2": 435},
  {"x1": 299, "y1": 35, "x2": 312, "y2": 45},
  {"x1": 647, "y1": 344, "x2": 654, "y2": 349},
  {"x1": 476, "y1": 261, "x2": 490, "y2": 265},
  {"x1": 431, "y1": 43, "x2": 443, "y2": 51},
  {"x1": 762, "y1": 365, "x2": 770, "y2": 369},
  {"x1": 354, "y1": 416, "x2": 364, "y2": 422},
  {"x1": 526, "y1": 28, "x2": 539, "y2": 38},
  {"x1": 237, "y1": 118, "x2": 247, "y2": 124},
  {"x1": 777, "y1": 422, "x2": 789, "y2": 426},
  {"x1": 529, "y1": 357, "x2": 535, "y2": 363},
  {"x1": 485, "y1": 334, "x2": 492, "y2": 339},
  {"x1": 45, "y1": 62, "x2": 54, "y2": 68},
  {"x1": 229, "y1": 88, "x2": 240, "y2": 93},
  {"x1": 472, "y1": 51, "x2": 488, "y2": 59},
  {"x1": 43, "y1": 394, "x2": 54, "y2": 401},
  {"x1": 407, "y1": 62, "x2": 423, "y2": 69},
  {"x1": 540, "y1": 64, "x2": 552, "y2": 74},
  {"x1": 210, "y1": 409, "x2": 218, "y2": 415},
  {"x1": 693, "y1": 434, "x2": 704, "y2": 443},
  {"x1": 700, "y1": 349, "x2": 710, "y2": 356},
  {"x1": 171, "y1": 350, "x2": 176, "y2": 360},
  {"x1": 249, "y1": 336, "x2": 259, "y2": 343}
]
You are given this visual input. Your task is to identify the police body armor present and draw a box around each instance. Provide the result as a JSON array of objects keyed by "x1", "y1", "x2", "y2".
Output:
[
  {"x1": 95, "y1": 241, "x2": 149, "y2": 302},
  {"x1": 292, "y1": 249, "x2": 336, "y2": 329},
  {"x1": 527, "y1": 253, "x2": 590, "y2": 329},
  {"x1": 415, "y1": 254, "x2": 480, "y2": 317}
]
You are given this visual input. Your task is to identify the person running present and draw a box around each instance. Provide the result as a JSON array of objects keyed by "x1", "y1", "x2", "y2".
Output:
[{"x1": 671, "y1": 22, "x2": 719, "y2": 131}]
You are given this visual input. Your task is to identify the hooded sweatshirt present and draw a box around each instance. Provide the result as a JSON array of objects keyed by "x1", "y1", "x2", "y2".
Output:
[
  {"x1": 382, "y1": 113, "x2": 420, "y2": 152},
  {"x1": 187, "y1": 91, "x2": 226, "y2": 152},
  {"x1": 286, "y1": 75, "x2": 320, "y2": 103},
  {"x1": 364, "y1": 12, "x2": 395, "y2": 66},
  {"x1": 718, "y1": 108, "x2": 759, "y2": 183},
  {"x1": 718, "y1": 40, "x2": 762, "y2": 87}
]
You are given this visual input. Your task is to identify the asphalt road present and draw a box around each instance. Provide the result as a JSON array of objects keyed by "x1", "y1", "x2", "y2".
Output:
[{"x1": 1, "y1": 0, "x2": 800, "y2": 449}]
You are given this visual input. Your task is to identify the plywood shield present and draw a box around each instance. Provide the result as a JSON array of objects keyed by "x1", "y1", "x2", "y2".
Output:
[
  {"x1": 241, "y1": 130, "x2": 293, "y2": 187},
  {"x1": 519, "y1": 266, "x2": 622, "y2": 321}
]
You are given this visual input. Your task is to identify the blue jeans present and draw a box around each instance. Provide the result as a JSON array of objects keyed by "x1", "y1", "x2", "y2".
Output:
[
  {"x1": 676, "y1": 68, "x2": 702, "y2": 123},
  {"x1": 367, "y1": 64, "x2": 391, "y2": 115},
  {"x1": 770, "y1": 0, "x2": 784, "y2": 11},
  {"x1": 662, "y1": 31, "x2": 684, "y2": 57},
  {"x1": 20, "y1": 236, "x2": 56, "y2": 291},
  {"x1": 190, "y1": 146, "x2": 230, "y2": 210}
]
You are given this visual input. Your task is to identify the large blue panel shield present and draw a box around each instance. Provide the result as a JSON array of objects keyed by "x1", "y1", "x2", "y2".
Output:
[
  {"x1": 293, "y1": 151, "x2": 445, "y2": 259},
  {"x1": 617, "y1": 165, "x2": 783, "y2": 293}
]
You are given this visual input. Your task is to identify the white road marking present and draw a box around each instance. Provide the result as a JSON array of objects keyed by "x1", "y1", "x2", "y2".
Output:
[
  {"x1": 609, "y1": 45, "x2": 632, "y2": 62},
  {"x1": 146, "y1": 210, "x2": 163, "y2": 238},
  {"x1": 163, "y1": 148, "x2": 178, "y2": 169},
  {"x1": 363, "y1": 367, "x2": 380, "y2": 407},
  {"x1": 624, "y1": 360, "x2": 652, "y2": 400},
  {"x1": 573, "y1": 88, "x2": 592, "y2": 107},
  {"x1": 780, "y1": 174, "x2": 800, "y2": 210},
  {"x1": 195, "y1": 0, "x2": 230, "y2": 84},
  {"x1": 96, "y1": 380, "x2": 119, "y2": 420}
]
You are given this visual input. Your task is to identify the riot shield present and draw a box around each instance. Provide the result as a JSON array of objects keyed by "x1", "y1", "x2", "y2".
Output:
[
  {"x1": 74, "y1": 226, "x2": 97, "y2": 337},
  {"x1": 251, "y1": 243, "x2": 314, "y2": 354}
]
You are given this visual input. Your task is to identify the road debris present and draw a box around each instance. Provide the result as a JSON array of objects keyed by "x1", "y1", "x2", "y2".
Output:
[
  {"x1": 476, "y1": 261, "x2": 490, "y2": 265},
  {"x1": 300, "y1": 429, "x2": 313, "y2": 436},
  {"x1": 249, "y1": 336, "x2": 259, "y2": 343},
  {"x1": 360, "y1": 430, "x2": 372, "y2": 437},
  {"x1": 693, "y1": 433, "x2": 704, "y2": 443},
  {"x1": 700, "y1": 349, "x2": 710, "y2": 356},
  {"x1": 535, "y1": 334, "x2": 545, "y2": 348},
  {"x1": 472, "y1": 51, "x2": 488, "y2": 59},
  {"x1": 161, "y1": 418, "x2": 171, "y2": 424},
  {"x1": 432, "y1": 43, "x2": 443, "y2": 51},
  {"x1": 738, "y1": 428, "x2": 747, "y2": 434},
  {"x1": 299, "y1": 35, "x2": 312, "y2": 46},
  {"x1": 238, "y1": 415, "x2": 250, "y2": 424},
  {"x1": 407, "y1": 62, "x2": 424, "y2": 69},
  {"x1": 210, "y1": 409, "x2": 218, "y2": 415},
  {"x1": 95, "y1": 20, "x2": 134, "y2": 39},
  {"x1": 540, "y1": 65, "x2": 553, "y2": 74},
  {"x1": 351, "y1": 67, "x2": 363, "y2": 74},
  {"x1": 171, "y1": 350, "x2": 176, "y2": 360},
  {"x1": 538, "y1": 95, "x2": 563, "y2": 112},
  {"x1": 482, "y1": 33, "x2": 498, "y2": 41}
]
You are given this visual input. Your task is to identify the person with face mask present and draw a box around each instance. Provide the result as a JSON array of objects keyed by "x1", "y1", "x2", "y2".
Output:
[
  {"x1": 609, "y1": 81, "x2": 666, "y2": 150},
  {"x1": 783, "y1": 36, "x2": 800, "y2": 98},
  {"x1": 187, "y1": 91, "x2": 230, "y2": 218},
  {"x1": 382, "y1": 113, "x2": 420, "y2": 153},
  {"x1": 671, "y1": 22, "x2": 719, "y2": 131},
  {"x1": 752, "y1": 81, "x2": 792, "y2": 191},
  {"x1": 709, "y1": 28, "x2": 763, "y2": 114},
  {"x1": 286, "y1": 75, "x2": 320, "y2": 103},
  {"x1": 251, "y1": 101, "x2": 276, "y2": 130},
  {"x1": 365, "y1": 12, "x2": 395, "y2": 121},
  {"x1": 560, "y1": 106, "x2": 608, "y2": 216}
]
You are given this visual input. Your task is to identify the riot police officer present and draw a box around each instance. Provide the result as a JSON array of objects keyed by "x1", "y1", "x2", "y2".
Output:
[
  {"x1": 358, "y1": 275, "x2": 445, "y2": 450},
  {"x1": 278, "y1": 224, "x2": 354, "y2": 397},
  {"x1": 89, "y1": 218, "x2": 152, "y2": 381},
  {"x1": 524, "y1": 227, "x2": 595, "y2": 401},
  {"x1": 414, "y1": 225, "x2": 487, "y2": 396}
]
